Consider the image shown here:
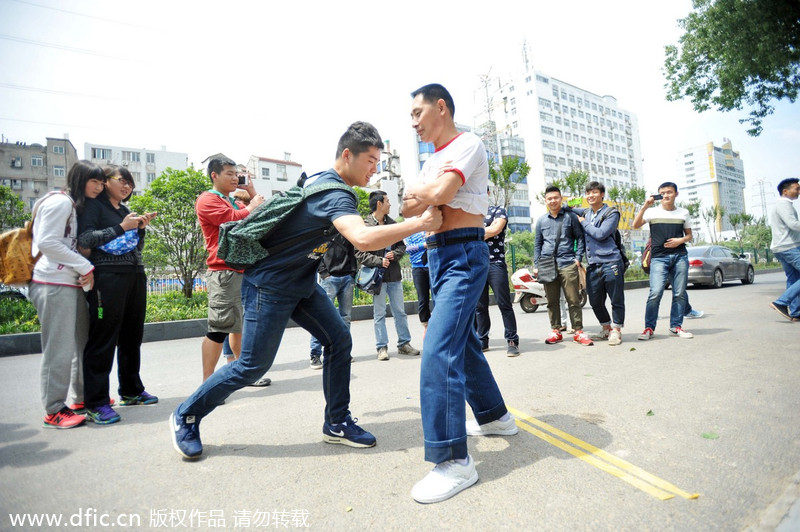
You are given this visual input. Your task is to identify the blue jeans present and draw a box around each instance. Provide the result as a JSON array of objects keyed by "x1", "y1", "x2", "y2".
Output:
[
  {"x1": 774, "y1": 246, "x2": 800, "y2": 317},
  {"x1": 372, "y1": 281, "x2": 411, "y2": 349},
  {"x1": 422, "y1": 228, "x2": 508, "y2": 463},
  {"x1": 586, "y1": 260, "x2": 626, "y2": 328},
  {"x1": 178, "y1": 280, "x2": 353, "y2": 425},
  {"x1": 645, "y1": 254, "x2": 689, "y2": 330},
  {"x1": 475, "y1": 261, "x2": 519, "y2": 343},
  {"x1": 310, "y1": 275, "x2": 353, "y2": 357}
]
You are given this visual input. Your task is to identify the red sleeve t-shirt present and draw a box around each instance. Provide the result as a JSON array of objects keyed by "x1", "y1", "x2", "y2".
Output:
[{"x1": 195, "y1": 191, "x2": 249, "y2": 271}]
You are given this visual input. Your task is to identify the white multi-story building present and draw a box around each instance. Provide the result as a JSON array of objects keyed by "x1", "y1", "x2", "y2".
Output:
[
  {"x1": 1, "y1": 135, "x2": 78, "y2": 211},
  {"x1": 481, "y1": 68, "x2": 644, "y2": 219},
  {"x1": 246, "y1": 153, "x2": 303, "y2": 197},
  {"x1": 84, "y1": 142, "x2": 188, "y2": 192},
  {"x1": 675, "y1": 139, "x2": 746, "y2": 239}
]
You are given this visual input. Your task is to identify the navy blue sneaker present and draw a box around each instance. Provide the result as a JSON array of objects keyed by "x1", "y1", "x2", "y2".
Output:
[
  {"x1": 322, "y1": 415, "x2": 376, "y2": 448},
  {"x1": 170, "y1": 407, "x2": 202, "y2": 459}
]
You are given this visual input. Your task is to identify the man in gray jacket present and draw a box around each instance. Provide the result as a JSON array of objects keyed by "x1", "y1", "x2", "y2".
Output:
[
  {"x1": 355, "y1": 190, "x2": 420, "y2": 360},
  {"x1": 769, "y1": 177, "x2": 800, "y2": 321},
  {"x1": 572, "y1": 181, "x2": 626, "y2": 345}
]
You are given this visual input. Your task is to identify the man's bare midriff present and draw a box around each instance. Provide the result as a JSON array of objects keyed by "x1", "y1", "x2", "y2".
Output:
[{"x1": 429, "y1": 205, "x2": 484, "y2": 234}]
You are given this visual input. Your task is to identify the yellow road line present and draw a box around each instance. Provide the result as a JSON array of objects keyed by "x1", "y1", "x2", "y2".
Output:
[{"x1": 507, "y1": 406, "x2": 700, "y2": 501}]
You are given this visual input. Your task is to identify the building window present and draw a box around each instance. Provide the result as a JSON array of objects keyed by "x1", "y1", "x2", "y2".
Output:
[
  {"x1": 276, "y1": 164, "x2": 287, "y2": 181},
  {"x1": 261, "y1": 167, "x2": 270, "y2": 178},
  {"x1": 541, "y1": 126, "x2": 554, "y2": 136},
  {"x1": 146, "y1": 153, "x2": 155, "y2": 163},
  {"x1": 122, "y1": 151, "x2": 140, "y2": 162},
  {"x1": 91, "y1": 148, "x2": 112, "y2": 160},
  {"x1": 54, "y1": 166, "x2": 66, "y2": 177},
  {"x1": 11, "y1": 156, "x2": 22, "y2": 168},
  {"x1": 535, "y1": 74, "x2": 549, "y2": 83},
  {"x1": 147, "y1": 172, "x2": 156, "y2": 183},
  {"x1": 53, "y1": 145, "x2": 65, "y2": 154},
  {"x1": 31, "y1": 155, "x2": 43, "y2": 167}
]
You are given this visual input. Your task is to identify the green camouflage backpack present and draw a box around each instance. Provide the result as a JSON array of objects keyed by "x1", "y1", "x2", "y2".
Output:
[{"x1": 217, "y1": 178, "x2": 355, "y2": 270}]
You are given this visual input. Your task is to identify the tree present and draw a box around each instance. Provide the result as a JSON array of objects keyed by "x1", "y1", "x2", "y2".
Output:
[
  {"x1": 129, "y1": 167, "x2": 209, "y2": 298},
  {"x1": 742, "y1": 216, "x2": 773, "y2": 255},
  {"x1": 353, "y1": 187, "x2": 371, "y2": 218},
  {"x1": 728, "y1": 212, "x2": 754, "y2": 251},
  {"x1": 489, "y1": 156, "x2": 531, "y2": 210},
  {"x1": 0, "y1": 185, "x2": 29, "y2": 232},
  {"x1": 664, "y1": 0, "x2": 800, "y2": 136},
  {"x1": 701, "y1": 205, "x2": 726, "y2": 243}
]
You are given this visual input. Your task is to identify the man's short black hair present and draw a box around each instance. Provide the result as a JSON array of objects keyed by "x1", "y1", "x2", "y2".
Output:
[
  {"x1": 411, "y1": 83, "x2": 455, "y2": 118},
  {"x1": 208, "y1": 156, "x2": 236, "y2": 183},
  {"x1": 658, "y1": 181, "x2": 678, "y2": 193},
  {"x1": 336, "y1": 121, "x2": 384, "y2": 159},
  {"x1": 585, "y1": 181, "x2": 605, "y2": 194},
  {"x1": 777, "y1": 177, "x2": 800, "y2": 195},
  {"x1": 368, "y1": 190, "x2": 386, "y2": 213},
  {"x1": 544, "y1": 185, "x2": 561, "y2": 195}
]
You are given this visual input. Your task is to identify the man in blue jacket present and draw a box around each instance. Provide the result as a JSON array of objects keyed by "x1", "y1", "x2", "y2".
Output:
[{"x1": 572, "y1": 181, "x2": 625, "y2": 345}]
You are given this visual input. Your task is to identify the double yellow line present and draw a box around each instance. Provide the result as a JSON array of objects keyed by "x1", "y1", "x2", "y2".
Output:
[{"x1": 507, "y1": 407, "x2": 700, "y2": 501}]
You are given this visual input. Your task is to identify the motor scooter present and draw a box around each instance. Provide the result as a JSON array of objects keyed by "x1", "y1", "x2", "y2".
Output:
[{"x1": 511, "y1": 268, "x2": 588, "y2": 313}]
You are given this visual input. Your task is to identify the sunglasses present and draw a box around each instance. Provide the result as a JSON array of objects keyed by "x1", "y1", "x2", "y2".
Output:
[{"x1": 108, "y1": 176, "x2": 134, "y2": 188}]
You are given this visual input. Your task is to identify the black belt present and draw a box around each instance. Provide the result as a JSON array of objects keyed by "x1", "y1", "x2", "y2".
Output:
[{"x1": 425, "y1": 234, "x2": 484, "y2": 249}]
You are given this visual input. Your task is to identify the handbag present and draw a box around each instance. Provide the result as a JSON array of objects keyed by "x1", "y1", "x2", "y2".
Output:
[
  {"x1": 98, "y1": 229, "x2": 140, "y2": 255},
  {"x1": 536, "y1": 255, "x2": 558, "y2": 283},
  {"x1": 356, "y1": 265, "x2": 384, "y2": 295}
]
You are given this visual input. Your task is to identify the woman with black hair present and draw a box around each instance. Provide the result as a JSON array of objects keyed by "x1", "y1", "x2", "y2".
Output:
[
  {"x1": 78, "y1": 165, "x2": 158, "y2": 425},
  {"x1": 30, "y1": 160, "x2": 105, "y2": 429}
]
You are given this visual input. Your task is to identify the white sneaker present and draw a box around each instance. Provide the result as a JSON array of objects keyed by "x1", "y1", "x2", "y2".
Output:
[
  {"x1": 466, "y1": 415, "x2": 518, "y2": 436},
  {"x1": 377, "y1": 347, "x2": 389, "y2": 361},
  {"x1": 669, "y1": 327, "x2": 694, "y2": 338},
  {"x1": 608, "y1": 329, "x2": 622, "y2": 346},
  {"x1": 411, "y1": 455, "x2": 479, "y2": 504}
]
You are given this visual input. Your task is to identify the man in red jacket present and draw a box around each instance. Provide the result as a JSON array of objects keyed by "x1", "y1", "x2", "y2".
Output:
[{"x1": 196, "y1": 156, "x2": 265, "y2": 381}]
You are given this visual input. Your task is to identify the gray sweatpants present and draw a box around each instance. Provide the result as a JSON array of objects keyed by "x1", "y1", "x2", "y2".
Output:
[{"x1": 29, "y1": 283, "x2": 87, "y2": 414}]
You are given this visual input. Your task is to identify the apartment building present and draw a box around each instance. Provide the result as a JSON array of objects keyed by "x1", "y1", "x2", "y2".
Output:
[
  {"x1": 0, "y1": 136, "x2": 77, "y2": 211},
  {"x1": 246, "y1": 153, "x2": 303, "y2": 197},
  {"x1": 84, "y1": 142, "x2": 188, "y2": 192},
  {"x1": 675, "y1": 139, "x2": 746, "y2": 239}
]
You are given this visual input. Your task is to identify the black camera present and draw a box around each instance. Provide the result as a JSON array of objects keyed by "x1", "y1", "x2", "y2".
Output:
[{"x1": 237, "y1": 175, "x2": 248, "y2": 185}]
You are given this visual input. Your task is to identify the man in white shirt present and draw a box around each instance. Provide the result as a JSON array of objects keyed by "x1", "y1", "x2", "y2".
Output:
[{"x1": 768, "y1": 177, "x2": 800, "y2": 321}]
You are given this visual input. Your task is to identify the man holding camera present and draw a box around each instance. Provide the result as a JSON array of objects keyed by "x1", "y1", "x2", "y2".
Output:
[
  {"x1": 195, "y1": 156, "x2": 265, "y2": 381},
  {"x1": 632, "y1": 182, "x2": 694, "y2": 340}
]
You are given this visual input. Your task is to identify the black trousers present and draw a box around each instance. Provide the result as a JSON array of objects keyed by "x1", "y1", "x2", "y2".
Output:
[
  {"x1": 411, "y1": 267, "x2": 432, "y2": 324},
  {"x1": 83, "y1": 270, "x2": 147, "y2": 407}
]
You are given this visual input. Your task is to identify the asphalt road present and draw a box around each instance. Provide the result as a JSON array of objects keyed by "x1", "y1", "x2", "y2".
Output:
[{"x1": 1, "y1": 272, "x2": 798, "y2": 531}]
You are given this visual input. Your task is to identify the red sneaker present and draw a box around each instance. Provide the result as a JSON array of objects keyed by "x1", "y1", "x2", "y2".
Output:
[
  {"x1": 43, "y1": 407, "x2": 86, "y2": 429},
  {"x1": 573, "y1": 330, "x2": 594, "y2": 346},
  {"x1": 545, "y1": 330, "x2": 563, "y2": 344}
]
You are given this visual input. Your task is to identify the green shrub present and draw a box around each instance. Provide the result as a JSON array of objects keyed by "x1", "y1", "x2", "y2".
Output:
[
  {"x1": 0, "y1": 296, "x2": 39, "y2": 334},
  {"x1": 145, "y1": 291, "x2": 208, "y2": 322}
]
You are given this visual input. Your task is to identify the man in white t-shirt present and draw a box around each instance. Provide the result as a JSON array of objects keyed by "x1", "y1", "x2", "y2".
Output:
[
  {"x1": 632, "y1": 181, "x2": 694, "y2": 340},
  {"x1": 402, "y1": 84, "x2": 517, "y2": 504}
]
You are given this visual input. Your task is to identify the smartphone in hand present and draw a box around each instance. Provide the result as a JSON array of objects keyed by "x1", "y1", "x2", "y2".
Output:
[{"x1": 652, "y1": 194, "x2": 663, "y2": 201}]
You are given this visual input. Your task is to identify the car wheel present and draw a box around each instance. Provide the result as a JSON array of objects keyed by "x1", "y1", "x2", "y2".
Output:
[
  {"x1": 741, "y1": 266, "x2": 755, "y2": 285},
  {"x1": 712, "y1": 269, "x2": 723, "y2": 288},
  {"x1": 519, "y1": 293, "x2": 539, "y2": 313}
]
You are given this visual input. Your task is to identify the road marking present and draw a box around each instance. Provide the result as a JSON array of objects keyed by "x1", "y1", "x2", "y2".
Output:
[{"x1": 507, "y1": 406, "x2": 700, "y2": 501}]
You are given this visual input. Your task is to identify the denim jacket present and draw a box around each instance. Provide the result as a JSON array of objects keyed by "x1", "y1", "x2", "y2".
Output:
[
  {"x1": 534, "y1": 209, "x2": 584, "y2": 268},
  {"x1": 573, "y1": 204, "x2": 622, "y2": 265}
]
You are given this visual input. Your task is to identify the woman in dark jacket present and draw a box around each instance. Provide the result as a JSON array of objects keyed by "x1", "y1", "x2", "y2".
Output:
[{"x1": 77, "y1": 165, "x2": 158, "y2": 425}]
